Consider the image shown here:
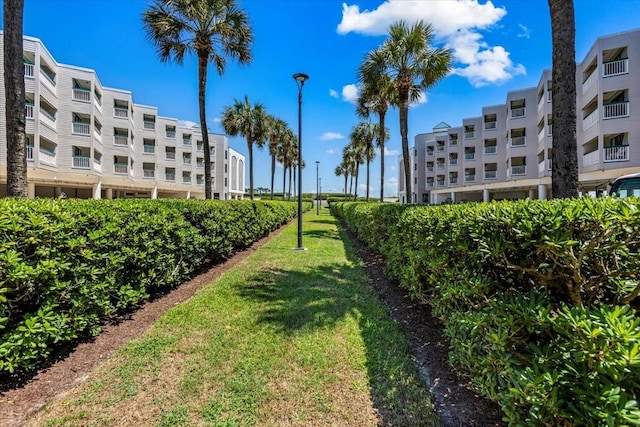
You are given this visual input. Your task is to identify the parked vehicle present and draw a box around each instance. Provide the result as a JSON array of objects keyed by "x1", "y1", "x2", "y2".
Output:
[{"x1": 609, "y1": 172, "x2": 640, "y2": 197}]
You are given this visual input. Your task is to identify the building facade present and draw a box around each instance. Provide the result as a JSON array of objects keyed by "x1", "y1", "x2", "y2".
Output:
[
  {"x1": 0, "y1": 33, "x2": 245, "y2": 200},
  {"x1": 401, "y1": 28, "x2": 640, "y2": 204}
]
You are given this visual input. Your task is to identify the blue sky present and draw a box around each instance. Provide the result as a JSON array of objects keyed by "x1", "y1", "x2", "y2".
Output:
[{"x1": 6, "y1": 0, "x2": 640, "y2": 196}]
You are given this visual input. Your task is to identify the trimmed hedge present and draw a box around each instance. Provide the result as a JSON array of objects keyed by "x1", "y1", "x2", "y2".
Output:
[
  {"x1": 332, "y1": 198, "x2": 640, "y2": 425},
  {"x1": 0, "y1": 198, "x2": 304, "y2": 374}
]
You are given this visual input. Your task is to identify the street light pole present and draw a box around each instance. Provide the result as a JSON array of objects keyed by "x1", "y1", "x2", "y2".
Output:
[
  {"x1": 293, "y1": 73, "x2": 309, "y2": 251},
  {"x1": 315, "y1": 160, "x2": 320, "y2": 215}
]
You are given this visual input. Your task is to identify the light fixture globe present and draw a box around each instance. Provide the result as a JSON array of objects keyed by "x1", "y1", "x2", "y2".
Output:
[{"x1": 293, "y1": 72, "x2": 309, "y2": 83}]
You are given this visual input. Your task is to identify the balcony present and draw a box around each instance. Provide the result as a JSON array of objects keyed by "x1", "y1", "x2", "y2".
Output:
[
  {"x1": 23, "y1": 62, "x2": 34, "y2": 78},
  {"x1": 114, "y1": 135, "x2": 128, "y2": 146},
  {"x1": 166, "y1": 130, "x2": 176, "y2": 138},
  {"x1": 143, "y1": 144, "x2": 155, "y2": 154},
  {"x1": 426, "y1": 150, "x2": 434, "y2": 157},
  {"x1": 465, "y1": 174, "x2": 475, "y2": 183},
  {"x1": 538, "y1": 159, "x2": 552, "y2": 173},
  {"x1": 72, "y1": 155, "x2": 90, "y2": 169},
  {"x1": 197, "y1": 176, "x2": 204, "y2": 185},
  {"x1": 510, "y1": 136, "x2": 526, "y2": 147},
  {"x1": 166, "y1": 152, "x2": 176, "y2": 160},
  {"x1": 26, "y1": 145, "x2": 34, "y2": 161},
  {"x1": 449, "y1": 177, "x2": 458, "y2": 185},
  {"x1": 426, "y1": 181, "x2": 434, "y2": 188},
  {"x1": 449, "y1": 138, "x2": 458, "y2": 146},
  {"x1": 72, "y1": 122, "x2": 90, "y2": 136},
  {"x1": 603, "y1": 58, "x2": 628, "y2": 77},
  {"x1": 511, "y1": 165, "x2": 527, "y2": 175},
  {"x1": 183, "y1": 138, "x2": 192, "y2": 146},
  {"x1": 40, "y1": 108, "x2": 56, "y2": 129},
  {"x1": 484, "y1": 170, "x2": 497, "y2": 180},
  {"x1": 583, "y1": 149, "x2": 599, "y2": 167},
  {"x1": 39, "y1": 147, "x2": 56, "y2": 165},
  {"x1": 604, "y1": 145, "x2": 629, "y2": 162},
  {"x1": 166, "y1": 173, "x2": 176, "y2": 181},
  {"x1": 484, "y1": 146, "x2": 497, "y2": 155},
  {"x1": 511, "y1": 107, "x2": 526, "y2": 118},
  {"x1": 436, "y1": 179, "x2": 445, "y2": 187},
  {"x1": 93, "y1": 158, "x2": 102, "y2": 173},
  {"x1": 143, "y1": 169, "x2": 155, "y2": 179},
  {"x1": 183, "y1": 158, "x2": 192, "y2": 165},
  {"x1": 182, "y1": 176, "x2": 192, "y2": 184},
  {"x1": 25, "y1": 103, "x2": 34, "y2": 119},
  {"x1": 72, "y1": 88, "x2": 90, "y2": 102},
  {"x1": 114, "y1": 107, "x2": 128, "y2": 118},
  {"x1": 464, "y1": 152, "x2": 476, "y2": 161},
  {"x1": 583, "y1": 109, "x2": 599, "y2": 130},
  {"x1": 144, "y1": 121, "x2": 156, "y2": 130},
  {"x1": 604, "y1": 101, "x2": 629, "y2": 119},
  {"x1": 449, "y1": 158, "x2": 458, "y2": 166},
  {"x1": 197, "y1": 161, "x2": 205, "y2": 169},
  {"x1": 114, "y1": 163, "x2": 128, "y2": 174},
  {"x1": 436, "y1": 144, "x2": 445, "y2": 152},
  {"x1": 464, "y1": 131, "x2": 475, "y2": 139},
  {"x1": 426, "y1": 165, "x2": 434, "y2": 172},
  {"x1": 436, "y1": 162, "x2": 445, "y2": 170},
  {"x1": 582, "y1": 70, "x2": 597, "y2": 93},
  {"x1": 484, "y1": 121, "x2": 497, "y2": 130}
]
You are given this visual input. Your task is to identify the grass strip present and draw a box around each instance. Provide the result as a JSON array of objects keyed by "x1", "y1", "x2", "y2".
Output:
[{"x1": 31, "y1": 205, "x2": 439, "y2": 427}]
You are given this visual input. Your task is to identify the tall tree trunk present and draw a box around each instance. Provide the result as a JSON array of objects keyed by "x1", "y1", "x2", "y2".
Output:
[
  {"x1": 354, "y1": 164, "x2": 360, "y2": 200},
  {"x1": 365, "y1": 158, "x2": 370, "y2": 202},
  {"x1": 270, "y1": 153, "x2": 276, "y2": 200},
  {"x1": 349, "y1": 173, "x2": 353, "y2": 200},
  {"x1": 549, "y1": 0, "x2": 579, "y2": 198},
  {"x1": 247, "y1": 137, "x2": 254, "y2": 200},
  {"x1": 399, "y1": 97, "x2": 411, "y2": 204},
  {"x1": 288, "y1": 166, "x2": 292, "y2": 200},
  {"x1": 4, "y1": 0, "x2": 28, "y2": 197},
  {"x1": 198, "y1": 53, "x2": 212, "y2": 199},
  {"x1": 343, "y1": 175, "x2": 348, "y2": 199},
  {"x1": 282, "y1": 165, "x2": 286, "y2": 201},
  {"x1": 378, "y1": 110, "x2": 386, "y2": 203}
]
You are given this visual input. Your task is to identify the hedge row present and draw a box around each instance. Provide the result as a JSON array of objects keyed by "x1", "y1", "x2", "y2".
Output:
[
  {"x1": 0, "y1": 198, "x2": 303, "y2": 374},
  {"x1": 332, "y1": 198, "x2": 640, "y2": 426}
]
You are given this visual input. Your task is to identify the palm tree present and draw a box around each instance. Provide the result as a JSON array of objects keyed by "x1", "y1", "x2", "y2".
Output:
[
  {"x1": 278, "y1": 129, "x2": 297, "y2": 200},
  {"x1": 335, "y1": 163, "x2": 349, "y2": 200},
  {"x1": 351, "y1": 122, "x2": 378, "y2": 202},
  {"x1": 221, "y1": 96, "x2": 268, "y2": 200},
  {"x1": 371, "y1": 20, "x2": 451, "y2": 203},
  {"x1": 548, "y1": 0, "x2": 579, "y2": 198},
  {"x1": 142, "y1": 0, "x2": 252, "y2": 199},
  {"x1": 265, "y1": 115, "x2": 289, "y2": 200},
  {"x1": 4, "y1": 0, "x2": 28, "y2": 197},
  {"x1": 358, "y1": 52, "x2": 395, "y2": 202}
]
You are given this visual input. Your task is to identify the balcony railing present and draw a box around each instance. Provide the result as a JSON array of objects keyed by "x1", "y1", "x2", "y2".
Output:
[
  {"x1": 465, "y1": 174, "x2": 475, "y2": 182},
  {"x1": 426, "y1": 182, "x2": 434, "y2": 188},
  {"x1": 510, "y1": 136, "x2": 526, "y2": 147},
  {"x1": 436, "y1": 180, "x2": 445, "y2": 187},
  {"x1": 23, "y1": 62, "x2": 34, "y2": 77},
  {"x1": 436, "y1": 162, "x2": 445, "y2": 170},
  {"x1": 484, "y1": 121, "x2": 497, "y2": 130},
  {"x1": 603, "y1": 58, "x2": 628, "y2": 77},
  {"x1": 39, "y1": 147, "x2": 56, "y2": 165},
  {"x1": 143, "y1": 169, "x2": 155, "y2": 178},
  {"x1": 72, "y1": 155, "x2": 90, "y2": 169},
  {"x1": 449, "y1": 177, "x2": 458, "y2": 185},
  {"x1": 25, "y1": 103, "x2": 34, "y2": 119},
  {"x1": 197, "y1": 144, "x2": 204, "y2": 152},
  {"x1": 183, "y1": 158, "x2": 192, "y2": 165},
  {"x1": 143, "y1": 144, "x2": 155, "y2": 154},
  {"x1": 538, "y1": 96, "x2": 545, "y2": 112},
  {"x1": 166, "y1": 152, "x2": 176, "y2": 160},
  {"x1": 197, "y1": 161, "x2": 204, "y2": 169},
  {"x1": 183, "y1": 138, "x2": 192, "y2": 146},
  {"x1": 583, "y1": 149, "x2": 599, "y2": 167},
  {"x1": 449, "y1": 158, "x2": 458, "y2": 165},
  {"x1": 604, "y1": 145, "x2": 629, "y2": 162},
  {"x1": 166, "y1": 130, "x2": 176, "y2": 138},
  {"x1": 72, "y1": 122, "x2": 90, "y2": 136},
  {"x1": 436, "y1": 144, "x2": 445, "y2": 152},
  {"x1": 583, "y1": 109, "x2": 599, "y2": 130},
  {"x1": 539, "y1": 159, "x2": 552, "y2": 173},
  {"x1": 465, "y1": 152, "x2": 476, "y2": 161},
  {"x1": 484, "y1": 146, "x2": 497, "y2": 154},
  {"x1": 604, "y1": 101, "x2": 629, "y2": 119},
  {"x1": 72, "y1": 88, "x2": 91, "y2": 102},
  {"x1": 426, "y1": 166, "x2": 434, "y2": 172},
  {"x1": 511, "y1": 165, "x2": 527, "y2": 175},
  {"x1": 427, "y1": 150, "x2": 434, "y2": 157},
  {"x1": 114, "y1": 135, "x2": 128, "y2": 146},
  {"x1": 114, "y1": 163, "x2": 128, "y2": 174},
  {"x1": 94, "y1": 158, "x2": 102, "y2": 173},
  {"x1": 183, "y1": 176, "x2": 192, "y2": 184},
  {"x1": 484, "y1": 170, "x2": 497, "y2": 180},
  {"x1": 197, "y1": 177, "x2": 204, "y2": 185},
  {"x1": 114, "y1": 107, "x2": 128, "y2": 118},
  {"x1": 464, "y1": 131, "x2": 475, "y2": 139},
  {"x1": 26, "y1": 145, "x2": 34, "y2": 161},
  {"x1": 511, "y1": 107, "x2": 526, "y2": 118},
  {"x1": 166, "y1": 173, "x2": 176, "y2": 181},
  {"x1": 582, "y1": 70, "x2": 598, "y2": 93},
  {"x1": 144, "y1": 121, "x2": 156, "y2": 130}
]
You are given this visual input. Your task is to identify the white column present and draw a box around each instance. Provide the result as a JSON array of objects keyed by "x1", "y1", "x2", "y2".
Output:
[
  {"x1": 450, "y1": 191, "x2": 456, "y2": 203},
  {"x1": 483, "y1": 189, "x2": 490, "y2": 203},
  {"x1": 186, "y1": 190, "x2": 191, "y2": 199},
  {"x1": 28, "y1": 182, "x2": 36, "y2": 198},
  {"x1": 538, "y1": 183, "x2": 547, "y2": 200},
  {"x1": 105, "y1": 188, "x2": 113, "y2": 200},
  {"x1": 92, "y1": 181, "x2": 102, "y2": 199},
  {"x1": 528, "y1": 189, "x2": 536, "y2": 199},
  {"x1": 151, "y1": 186, "x2": 158, "y2": 199}
]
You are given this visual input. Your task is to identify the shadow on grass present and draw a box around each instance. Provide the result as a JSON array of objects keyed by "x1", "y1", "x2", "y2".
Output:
[
  {"x1": 303, "y1": 228, "x2": 342, "y2": 241},
  {"x1": 235, "y1": 262, "x2": 439, "y2": 425}
]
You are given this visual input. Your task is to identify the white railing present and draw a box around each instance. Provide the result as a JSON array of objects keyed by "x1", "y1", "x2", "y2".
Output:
[
  {"x1": 426, "y1": 181, "x2": 434, "y2": 188},
  {"x1": 183, "y1": 138, "x2": 192, "y2": 146},
  {"x1": 166, "y1": 173, "x2": 176, "y2": 181},
  {"x1": 114, "y1": 135, "x2": 128, "y2": 146},
  {"x1": 436, "y1": 144, "x2": 445, "y2": 152},
  {"x1": 197, "y1": 161, "x2": 204, "y2": 169},
  {"x1": 603, "y1": 58, "x2": 628, "y2": 77},
  {"x1": 510, "y1": 136, "x2": 526, "y2": 147},
  {"x1": 143, "y1": 169, "x2": 155, "y2": 178},
  {"x1": 166, "y1": 152, "x2": 176, "y2": 160},
  {"x1": 538, "y1": 160, "x2": 546, "y2": 173},
  {"x1": 72, "y1": 88, "x2": 91, "y2": 102},
  {"x1": 538, "y1": 128, "x2": 545, "y2": 142},
  {"x1": 465, "y1": 174, "x2": 475, "y2": 182},
  {"x1": 464, "y1": 131, "x2": 475, "y2": 139},
  {"x1": 23, "y1": 63, "x2": 34, "y2": 77},
  {"x1": 143, "y1": 144, "x2": 155, "y2": 154},
  {"x1": 538, "y1": 96, "x2": 545, "y2": 112},
  {"x1": 166, "y1": 130, "x2": 176, "y2": 138},
  {"x1": 583, "y1": 149, "x2": 600, "y2": 167},
  {"x1": 183, "y1": 158, "x2": 192, "y2": 165},
  {"x1": 427, "y1": 150, "x2": 434, "y2": 157},
  {"x1": 197, "y1": 177, "x2": 204, "y2": 185},
  {"x1": 449, "y1": 158, "x2": 458, "y2": 165},
  {"x1": 39, "y1": 147, "x2": 56, "y2": 165},
  {"x1": 484, "y1": 170, "x2": 497, "y2": 179},
  {"x1": 604, "y1": 102, "x2": 629, "y2": 119},
  {"x1": 449, "y1": 177, "x2": 458, "y2": 185},
  {"x1": 93, "y1": 128, "x2": 102, "y2": 143},
  {"x1": 465, "y1": 152, "x2": 475, "y2": 161},
  {"x1": 93, "y1": 159, "x2": 102, "y2": 173},
  {"x1": 449, "y1": 138, "x2": 458, "y2": 146},
  {"x1": 113, "y1": 107, "x2": 128, "y2": 118},
  {"x1": 26, "y1": 146, "x2": 34, "y2": 161},
  {"x1": 40, "y1": 69, "x2": 56, "y2": 87},
  {"x1": 183, "y1": 176, "x2": 192, "y2": 184},
  {"x1": 197, "y1": 144, "x2": 204, "y2": 152},
  {"x1": 484, "y1": 121, "x2": 497, "y2": 130},
  {"x1": 72, "y1": 122, "x2": 90, "y2": 135},
  {"x1": 25, "y1": 103, "x2": 34, "y2": 119},
  {"x1": 484, "y1": 145, "x2": 497, "y2": 155},
  {"x1": 426, "y1": 166, "x2": 434, "y2": 172},
  {"x1": 114, "y1": 164, "x2": 128, "y2": 174},
  {"x1": 143, "y1": 121, "x2": 155, "y2": 130},
  {"x1": 547, "y1": 124, "x2": 553, "y2": 136},
  {"x1": 40, "y1": 109, "x2": 56, "y2": 129},
  {"x1": 604, "y1": 145, "x2": 629, "y2": 162},
  {"x1": 582, "y1": 70, "x2": 598, "y2": 93},
  {"x1": 511, "y1": 107, "x2": 526, "y2": 118},
  {"x1": 583, "y1": 109, "x2": 599, "y2": 130},
  {"x1": 72, "y1": 155, "x2": 90, "y2": 169},
  {"x1": 511, "y1": 165, "x2": 527, "y2": 175},
  {"x1": 437, "y1": 162, "x2": 445, "y2": 170}
]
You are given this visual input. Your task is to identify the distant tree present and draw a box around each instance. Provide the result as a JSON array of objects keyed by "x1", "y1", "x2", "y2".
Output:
[
  {"x1": 358, "y1": 51, "x2": 395, "y2": 202},
  {"x1": 142, "y1": 0, "x2": 253, "y2": 199},
  {"x1": 334, "y1": 163, "x2": 348, "y2": 200},
  {"x1": 265, "y1": 114, "x2": 289, "y2": 200},
  {"x1": 548, "y1": 0, "x2": 579, "y2": 198},
  {"x1": 371, "y1": 20, "x2": 451, "y2": 203},
  {"x1": 351, "y1": 122, "x2": 378, "y2": 202},
  {"x1": 277, "y1": 128, "x2": 297, "y2": 200},
  {"x1": 221, "y1": 96, "x2": 267, "y2": 200},
  {"x1": 3, "y1": 0, "x2": 28, "y2": 197}
]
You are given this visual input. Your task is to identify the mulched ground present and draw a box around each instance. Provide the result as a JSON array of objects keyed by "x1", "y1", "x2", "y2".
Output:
[{"x1": 0, "y1": 218, "x2": 505, "y2": 427}]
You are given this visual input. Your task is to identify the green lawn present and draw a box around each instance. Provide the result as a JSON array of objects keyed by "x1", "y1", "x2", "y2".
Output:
[{"x1": 30, "y1": 205, "x2": 439, "y2": 427}]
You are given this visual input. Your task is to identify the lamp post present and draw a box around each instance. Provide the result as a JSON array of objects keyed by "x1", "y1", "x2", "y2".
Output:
[
  {"x1": 319, "y1": 178, "x2": 322, "y2": 208},
  {"x1": 315, "y1": 160, "x2": 320, "y2": 215},
  {"x1": 293, "y1": 72, "x2": 309, "y2": 250}
]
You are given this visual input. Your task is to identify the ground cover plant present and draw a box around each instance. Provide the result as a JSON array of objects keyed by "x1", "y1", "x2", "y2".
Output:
[
  {"x1": 333, "y1": 197, "x2": 640, "y2": 425},
  {"x1": 0, "y1": 198, "x2": 304, "y2": 375},
  {"x1": 26, "y1": 207, "x2": 439, "y2": 426}
]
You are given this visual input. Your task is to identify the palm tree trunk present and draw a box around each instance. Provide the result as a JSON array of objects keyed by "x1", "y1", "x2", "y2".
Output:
[
  {"x1": 344, "y1": 176, "x2": 348, "y2": 200},
  {"x1": 354, "y1": 164, "x2": 360, "y2": 200},
  {"x1": 270, "y1": 153, "x2": 276, "y2": 200},
  {"x1": 4, "y1": 0, "x2": 28, "y2": 197},
  {"x1": 349, "y1": 174, "x2": 353, "y2": 200},
  {"x1": 365, "y1": 159, "x2": 370, "y2": 202},
  {"x1": 288, "y1": 167, "x2": 292, "y2": 200},
  {"x1": 247, "y1": 138, "x2": 254, "y2": 200},
  {"x1": 197, "y1": 53, "x2": 212, "y2": 199},
  {"x1": 399, "y1": 99, "x2": 411, "y2": 203},
  {"x1": 282, "y1": 165, "x2": 287, "y2": 201},
  {"x1": 379, "y1": 111, "x2": 386, "y2": 203},
  {"x1": 549, "y1": 0, "x2": 579, "y2": 198}
]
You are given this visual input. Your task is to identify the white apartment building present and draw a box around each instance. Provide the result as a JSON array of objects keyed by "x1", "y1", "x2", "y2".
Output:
[
  {"x1": 401, "y1": 28, "x2": 640, "y2": 204},
  {"x1": 0, "y1": 33, "x2": 245, "y2": 200}
]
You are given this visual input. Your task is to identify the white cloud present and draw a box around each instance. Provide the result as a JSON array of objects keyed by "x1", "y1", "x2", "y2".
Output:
[
  {"x1": 411, "y1": 91, "x2": 428, "y2": 107},
  {"x1": 329, "y1": 89, "x2": 339, "y2": 99},
  {"x1": 320, "y1": 132, "x2": 345, "y2": 141},
  {"x1": 385, "y1": 176, "x2": 398, "y2": 196},
  {"x1": 327, "y1": 148, "x2": 336, "y2": 154},
  {"x1": 342, "y1": 84, "x2": 359, "y2": 103},
  {"x1": 213, "y1": 117, "x2": 222, "y2": 124},
  {"x1": 337, "y1": 0, "x2": 526, "y2": 87},
  {"x1": 517, "y1": 24, "x2": 531, "y2": 39},
  {"x1": 178, "y1": 120, "x2": 198, "y2": 128},
  {"x1": 384, "y1": 146, "x2": 400, "y2": 156}
]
